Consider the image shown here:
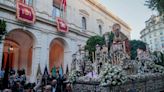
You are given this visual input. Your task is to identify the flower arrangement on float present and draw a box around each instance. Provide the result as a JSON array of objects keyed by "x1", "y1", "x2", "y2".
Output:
[
  {"x1": 99, "y1": 63, "x2": 127, "y2": 86},
  {"x1": 150, "y1": 63, "x2": 164, "y2": 73},
  {"x1": 68, "y1": 70, "x2": 81, "y2": 83}
]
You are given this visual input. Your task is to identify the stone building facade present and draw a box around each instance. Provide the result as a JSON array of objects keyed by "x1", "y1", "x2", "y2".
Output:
[
  {"x1": 0, "y1": 0, "x2": 131, "y2": 82},
  {"x1": 140, "y1": 15, "x2": 164, "y2": 53}
]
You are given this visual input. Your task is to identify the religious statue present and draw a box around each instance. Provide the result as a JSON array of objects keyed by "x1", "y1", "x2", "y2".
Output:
[
  {"x1": 109, "y1": 23, "x2": 130, "y2": 65},
  {"x1": 71, "y1": 45, "x2": 86, "y2": 75},
  {"x1": 95, "y1": 44, "x2": 103, "y2": 74},
  {"x1": 71, "y1": 54, "x2": 77, "y2": 71},
  {"x1": 101, "y1": 45, "x2": 108, "y2": 63},
  {"x1": 112, "y1": 23, "x2": 122, "y2": 43}
]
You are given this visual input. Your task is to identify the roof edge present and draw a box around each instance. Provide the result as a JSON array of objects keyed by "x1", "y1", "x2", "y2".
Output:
[{"x1": 87, "y1": 0, "x2": 132, "y2": 31}]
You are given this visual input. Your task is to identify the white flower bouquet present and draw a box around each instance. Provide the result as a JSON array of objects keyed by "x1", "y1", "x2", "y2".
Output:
[
  {"x1": 68, "y1": 70, "x2": 81, "y2": 83},
  {"x1": 99, "y1": 63, "x2": 127, "y2": 86}
]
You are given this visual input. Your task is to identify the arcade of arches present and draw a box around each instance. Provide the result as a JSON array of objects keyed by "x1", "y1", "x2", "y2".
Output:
[{"x1": 1, "y1": 29, "x2": 66, "y2": 77}]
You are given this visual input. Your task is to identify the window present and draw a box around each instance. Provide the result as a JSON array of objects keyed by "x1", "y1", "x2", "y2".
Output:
[
  {"x1": 150, "y1": 40, "x2": 152, "y2": 44},
  {"x1": 18, "y1": 0, "x2": 33, "y2": 6},
  {"x1": 148, "y1": 29, "x2": 151, "y2": 32},
  {"x1": 82, "y1": 17, "x2": 87, "y2": 30},
  {"x1": 25, "y1": 0, "x2": 33, "y2": 6},
  {"x1": 162, "y1": 43, "x2": 164, "y2": 48},
  {"x1": 161, "y1": 37, "x2": 164, "y2": 41},
  {"x1": 52, "y1": 0, "x2": 63, "y2": 18},
  {"x1": 149, "y1": 35, "x2": 151, "y2": 38},
  {"x1": 52, "y1": 7, "x2": 61, "y2": 18},
  {"x1": 99, "y1": 25, "x2": 102, "y2": 35},
  {"x1": 144, "y1": 38, "x2": 146, "y2": 42},
  {"x1": 155, "y1": 44, "x2": 159, "y2": 50},
  {"x1": 150, "y1": 45, "x2": 153, "y2": 50},
  {"x1": 160, "y1": 31, "x2": 163, "y2": 35}
]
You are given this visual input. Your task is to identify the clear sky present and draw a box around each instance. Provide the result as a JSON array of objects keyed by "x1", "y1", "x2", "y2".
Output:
[{"x1": 99, "y1": 0, "x2": 156, "y2": 40}]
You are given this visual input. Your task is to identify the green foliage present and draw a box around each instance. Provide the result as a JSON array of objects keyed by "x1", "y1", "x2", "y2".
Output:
[
  {"x1": 85, "y1": 35, "x2": 105, "y2": 61},
  {"x1": 0, "y1": 19, "x2": 7, "y2": 42},
  {"x1": 129, "y1": 40, "x2": 146, "y2": 60},
  {"x1": 0, "y1": 19, "x2": 7, "y2": 35},
  {"x1": 85, "y1": 35, "x2": 105, "y2": 53},
  {"x1": 145, "y1": 0, "x2": 164, "y2": 15},
  {"x1": 153, "y1": 51, "x2": 164, "y2": 66}
]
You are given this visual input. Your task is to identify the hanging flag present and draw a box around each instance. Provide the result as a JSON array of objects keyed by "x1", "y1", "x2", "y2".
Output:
[
  {"x1": 66, "y1": 64, "x2": 69, "y2": 75},
  {"x1": 59, "y1": 65, "x2": 63, "y2": 77},
  {"x1": 62, "y1": 0, "x2": 67, "y2": 12},
  {"x1": 51, "y1": 66, "x2": 56, "y2": 77},
  {"x1": 36, "y1": 63, "x2": 42, "y2": 79},
  {"x1": 56, "y1": 17, "x2": 69, "y2": 32},
  {"x1": 16, "y1": 1, "x2": 36, "y2": 24},
  {"x1": 43, "y1": 65, "x2": 49, "y2": 78}
]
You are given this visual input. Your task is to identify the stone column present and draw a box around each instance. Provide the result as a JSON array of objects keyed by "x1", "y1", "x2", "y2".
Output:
[
  {"x1": 30, "y1": 46, "x2": 41, "y2": 82},
  {"x1": 0, "y1": 40, "x2": 4, "y2": 69},
  {"x1": 63, "y1": 50, "x2": 72, "y2": 74}
]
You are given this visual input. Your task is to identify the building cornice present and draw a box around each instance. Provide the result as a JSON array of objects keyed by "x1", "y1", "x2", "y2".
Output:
[{"x1": 86, "y1": 0, "x2": 131, "y2": 31}]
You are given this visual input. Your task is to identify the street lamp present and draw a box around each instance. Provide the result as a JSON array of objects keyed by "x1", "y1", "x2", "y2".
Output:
[{"x1": 9, "y1": 46, "x2": 13, "y2": 51}]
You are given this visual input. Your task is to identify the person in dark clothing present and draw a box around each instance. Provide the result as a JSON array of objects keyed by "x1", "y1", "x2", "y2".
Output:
[
  {"x1": 62, "y1": 74, "x2": 68, "y2": 92},
  {"x1": 51, "y1": 79, "x2": 57, "y2": 92},
  {"x1": 56, "y1": 71, "x2": 62, "y2": 92}
]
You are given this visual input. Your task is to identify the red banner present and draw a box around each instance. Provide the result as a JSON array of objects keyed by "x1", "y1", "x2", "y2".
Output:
[
  {"x1": 16, "y1": 2, "x2": 36, "y2": 24},
  {"x1": 56, "y1": 17, "x2": 69, "y2": 33}
]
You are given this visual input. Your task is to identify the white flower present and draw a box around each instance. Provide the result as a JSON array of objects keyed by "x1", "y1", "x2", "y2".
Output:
[{"x1": 99, "y1": 63, "x2": 127, "y2": 86}]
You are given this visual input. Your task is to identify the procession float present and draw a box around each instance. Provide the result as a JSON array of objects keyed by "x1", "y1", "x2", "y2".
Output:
[{"x1": 69, "y1": 23, "x2": 164, "y2": 92}]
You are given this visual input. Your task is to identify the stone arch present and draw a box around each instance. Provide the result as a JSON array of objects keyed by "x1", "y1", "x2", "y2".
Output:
[
  {"x1": 2, "y1": 28, "x2": 36, "y2": 76},
  {"x1": 49, "y1": 37, "x2": 69, "y2": 72}
]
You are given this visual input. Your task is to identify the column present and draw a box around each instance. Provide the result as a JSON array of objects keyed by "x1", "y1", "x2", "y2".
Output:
[
  {"x1": 63, "y1": 50, "x2": 72, "y2": 74},
  {"x1": 30, "y1": 46, "x2": 41, "y2": 82},
  {"x1": 0, "y1": 40, "x2": 4, "y2": 69}
]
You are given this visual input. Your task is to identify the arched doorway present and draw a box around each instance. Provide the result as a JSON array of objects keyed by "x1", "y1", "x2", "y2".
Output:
[
  {"x1": 49, "y1": 38, "x2": 67, "y2": 72},
  {"x1": 2, "y1": 29, "x2": 34, "y2": 76}
]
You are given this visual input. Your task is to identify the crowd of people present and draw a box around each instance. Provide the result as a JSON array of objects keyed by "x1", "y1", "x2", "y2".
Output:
[{"x1": 0, "y1": 69, "x2": 72, "y2": 92}]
